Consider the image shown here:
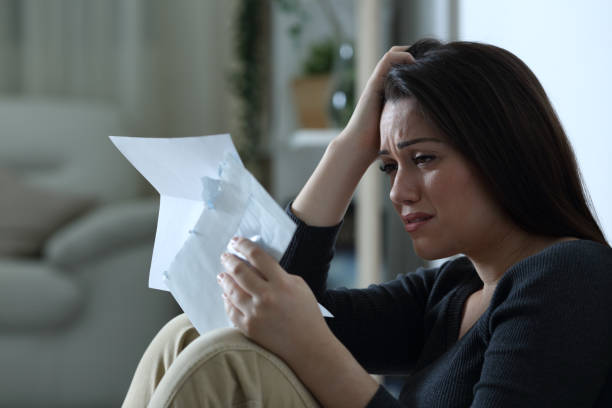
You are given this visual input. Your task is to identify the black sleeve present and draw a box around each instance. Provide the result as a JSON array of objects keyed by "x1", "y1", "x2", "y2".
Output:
[
  {"x1": 280, "y1": 204, "x2": 439, "y2": 374},
  {"x1": 279, "y1": 203, "x2": 341, "y2": 297},
  {"x1": 366, "y1": 386, "x2": 406, "y2": 408}
]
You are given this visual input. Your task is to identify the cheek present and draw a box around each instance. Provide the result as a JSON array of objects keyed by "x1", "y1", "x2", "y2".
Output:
[
  {"x1": 431, "y1": 167, "x2": 500, "y2": 232},
  {"x1": 424, "y1": 168, "x2": 464, "y2": 202},
  {"x1": 426, "y1": 167, "x2": 485, "y2": 216}
]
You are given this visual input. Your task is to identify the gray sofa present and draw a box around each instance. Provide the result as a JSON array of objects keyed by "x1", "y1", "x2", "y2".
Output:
[{"x1": 0, "y1": 98, "x2": 180, "y2": 407}]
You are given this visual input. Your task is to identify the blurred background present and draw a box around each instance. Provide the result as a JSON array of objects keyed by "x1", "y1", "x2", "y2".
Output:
[{"x1": 0, "y1": 0, "x2": 610, "y2": 406}]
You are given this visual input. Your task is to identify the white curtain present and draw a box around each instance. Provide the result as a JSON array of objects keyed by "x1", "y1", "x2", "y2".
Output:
[{"x1": 0, "y1": 0, "x2": 236, "y2": 138}]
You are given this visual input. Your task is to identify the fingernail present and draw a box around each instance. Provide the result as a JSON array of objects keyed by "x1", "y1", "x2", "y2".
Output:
[
  {"x1": 220, "y1": 252, "x2": 228, "y2": 262},
  {"x1": 231, "y1": 236, "x2": 239, "y2": 243},
  {"x1": 217, "y1": 272, "x2": 224, "y2": 282}
]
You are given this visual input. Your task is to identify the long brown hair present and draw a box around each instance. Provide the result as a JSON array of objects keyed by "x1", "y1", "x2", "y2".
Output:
[{"x1": 384, "y1": 39, "x2": 608, "y2": 246}]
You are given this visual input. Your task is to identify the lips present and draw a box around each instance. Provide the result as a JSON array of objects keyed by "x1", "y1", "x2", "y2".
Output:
[{"x1": 401, "y1": 212, "x2": 434, "y2": 232}]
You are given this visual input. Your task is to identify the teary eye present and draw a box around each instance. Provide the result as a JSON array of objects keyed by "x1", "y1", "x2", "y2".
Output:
[{"x1": 413, "y1": 155, "x2": 436, "y2": 166}]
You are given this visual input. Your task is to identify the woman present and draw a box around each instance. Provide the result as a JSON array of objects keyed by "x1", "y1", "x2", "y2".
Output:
[{"x1": 124, "y1": 40, "x2": 612, "y2": 407}]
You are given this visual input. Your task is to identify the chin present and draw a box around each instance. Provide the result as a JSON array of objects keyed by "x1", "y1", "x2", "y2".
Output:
[{"x1": 411, "y1": 237, "x2": 458, "y2": 261}]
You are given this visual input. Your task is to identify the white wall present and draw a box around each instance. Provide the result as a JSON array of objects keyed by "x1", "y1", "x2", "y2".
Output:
[{"x1": 459, "y1": 0, "x2": 612, "y2": 241}]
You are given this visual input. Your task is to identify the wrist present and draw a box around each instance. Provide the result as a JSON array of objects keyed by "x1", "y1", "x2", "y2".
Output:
[
  {"x1": 328, "y1": 133, "x2": 378, "y2": 170},
  {"x1": 282, "y1": 323, "x2": 336, "y2": 369}
]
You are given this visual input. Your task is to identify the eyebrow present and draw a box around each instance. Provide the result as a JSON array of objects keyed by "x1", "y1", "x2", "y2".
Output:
[{"x1": 377, "y1": 137, "x2": 443, "y2": 155}]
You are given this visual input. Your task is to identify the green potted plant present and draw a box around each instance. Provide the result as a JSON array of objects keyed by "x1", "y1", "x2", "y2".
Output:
[
  {"x1": 277, "y1": 0, "x2": 355, "y2": 129},
  {"x1": 291, "y1": 38, "x2": 336, "y2": 128}
]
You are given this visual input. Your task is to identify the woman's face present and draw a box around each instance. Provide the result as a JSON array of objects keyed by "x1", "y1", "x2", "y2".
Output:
[{"x1": 378, "y1": 98, "x2": 511, "y2": 260}]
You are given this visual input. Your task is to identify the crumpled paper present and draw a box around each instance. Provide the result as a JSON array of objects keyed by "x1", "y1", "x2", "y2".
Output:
[{"x1": 164, "y1": 153, "x2": 331, "y2": 334}]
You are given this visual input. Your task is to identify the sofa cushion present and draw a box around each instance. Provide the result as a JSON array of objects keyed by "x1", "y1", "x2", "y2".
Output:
[
  {"x1": 0, "y1": 259, "x2": 82, "y2": 330},
  {"x1": 0, "y1": 171, "x2": 94, "y2": 257},
  {"x1": 0, "y1": 98, "x2": 145, "y2": 203},
  {"x1": 44, "y1": 198, "x2": 158, "y2": 268}
]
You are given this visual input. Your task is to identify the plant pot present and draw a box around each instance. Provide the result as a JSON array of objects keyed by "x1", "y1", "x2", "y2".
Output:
[{"x1": 291, "y1": 74, "x2": 332, "y2": 128}]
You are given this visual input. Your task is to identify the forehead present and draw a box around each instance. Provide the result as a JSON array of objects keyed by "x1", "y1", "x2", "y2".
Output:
[{"x1": 380, "y1": 98, "x2": 437, "y2": 145}]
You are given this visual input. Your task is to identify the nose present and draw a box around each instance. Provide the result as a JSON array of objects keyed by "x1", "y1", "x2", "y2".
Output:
[{"x1": 389, "y1": 167, "x2": 420, "y2": 206}]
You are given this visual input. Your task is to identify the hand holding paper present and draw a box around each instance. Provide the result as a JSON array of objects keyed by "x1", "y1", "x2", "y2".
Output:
[
  {"x1": 218, "y1": 237, "x2": 337, "y2": 365},
  {"x1": 109, "y1": 134, "x2": 332, "y2": 335}
]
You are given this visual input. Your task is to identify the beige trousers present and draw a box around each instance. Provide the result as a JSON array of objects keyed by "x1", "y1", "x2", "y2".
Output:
[{"x1": 122, "y1": 314, "x2": 320, "y2": 408}]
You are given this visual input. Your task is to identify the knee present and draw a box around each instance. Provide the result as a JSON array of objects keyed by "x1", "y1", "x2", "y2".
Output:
[
  {"x1": 159, "y1": 313, "x2": 194, "y2": 335},
  {"x1": 149, "y1": 313, "x2": 200, "y2": 357},
  {"x1": 197, "y1": 326, "x2": 251, "y2": 348},
  {"x1": 149, "y1": 328, "x2": 320, "y2": 408},
  {"x1": 180, "y1": 327, "x2": 297, "y2": 391}
]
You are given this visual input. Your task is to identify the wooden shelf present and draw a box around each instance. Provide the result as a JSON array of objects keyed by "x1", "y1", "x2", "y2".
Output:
[{"x1": 289, "y1": 128, "x2": 341, "y2": 149}]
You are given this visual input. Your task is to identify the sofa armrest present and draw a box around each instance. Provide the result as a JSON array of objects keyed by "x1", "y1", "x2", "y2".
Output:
[
  {"x1": 44, "y1": 198, "x2": 159, "y2": 268},
  {"x1": 0, "y1": 259, "x2": 83, "y2": 330}
]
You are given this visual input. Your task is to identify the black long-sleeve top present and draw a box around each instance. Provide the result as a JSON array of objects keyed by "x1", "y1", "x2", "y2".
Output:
[{"x1": 279, "y1": 208, "x2": 612, "y2": 407}]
